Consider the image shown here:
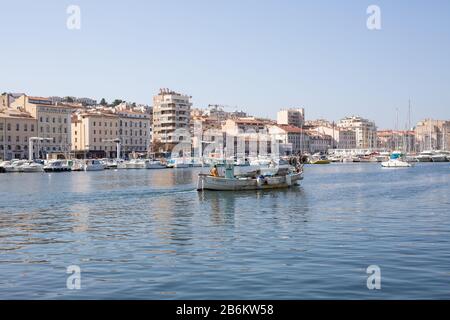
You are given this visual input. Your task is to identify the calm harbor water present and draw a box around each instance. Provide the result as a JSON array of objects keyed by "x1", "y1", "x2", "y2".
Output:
[{"x1": 0, "y1": 163, "x2": 449, "y2": 299}]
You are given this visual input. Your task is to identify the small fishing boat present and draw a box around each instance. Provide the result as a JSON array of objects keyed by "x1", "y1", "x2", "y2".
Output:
[
  {"x1": 197, "y1": 163, "x2": 303, "y2": 191},
  {"x1": 145, "y1": 159, "x2": 166, "y2": 169},
  {"x1": 381, "y1": 151, "x2": 412, "y2": 168}
]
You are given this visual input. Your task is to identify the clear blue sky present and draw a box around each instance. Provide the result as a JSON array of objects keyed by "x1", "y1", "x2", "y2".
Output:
[{"x1": 1, "y1": 0, "x2": 449, "y2": 128}]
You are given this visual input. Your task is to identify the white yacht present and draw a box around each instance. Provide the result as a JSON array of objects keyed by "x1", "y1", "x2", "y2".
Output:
[
  {"x1": 84, "y1": 159, "x2": 105, "y2": 171},
  {"x1": 20, "y1": 161, "x2": 44, "y2": 173},
  {"x1": 166, "y1": 158, "x2": 190, "y2": 168},
  {"x1": 3, "y1": 160, "x2": 27, "y2": 172},
  {"x1": 431, "y1": 151, "x2": 448, "y2": 162},
  {"x1": 416, "y1": 151, "x2": 433, "y2": 162},
  {"x1": 381, "y1": 152, "x2": 412, "y2": 168},
  {"x1": 145, "y1": 160, "x2": 166, "y2": 169},
  {"x1": 44, "y1": 160, "x2": 71, "y2": 172}
]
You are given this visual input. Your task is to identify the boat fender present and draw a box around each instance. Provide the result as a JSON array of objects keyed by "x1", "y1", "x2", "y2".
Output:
[
  {"x1": 286, "y1": 175, "x2": 292, "y2": 186},
  {"x1": 257, "y1": 176, "x2": 264, "y2": 188}
]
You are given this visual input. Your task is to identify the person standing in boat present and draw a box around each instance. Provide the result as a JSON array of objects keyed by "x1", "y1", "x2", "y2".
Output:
[{"x1": 210, "y1": 165, "x2": 219, "y2": 177}]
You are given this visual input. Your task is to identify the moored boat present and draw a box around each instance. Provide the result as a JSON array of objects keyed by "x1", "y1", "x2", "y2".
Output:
[{"x1": 44, "y1": 160, "x2": 71, "y2": 172}]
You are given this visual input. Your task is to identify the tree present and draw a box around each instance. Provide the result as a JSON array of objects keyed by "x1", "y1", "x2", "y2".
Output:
[
  {"x1": 100, "y1": 98, "x2": 107, "y2": 106},
  {"x1": 64, "y1": 96, "x2": 74, "y2": 103},
  {"x1": 112, "y1": 99, "x2": 123, "y2": 107}
]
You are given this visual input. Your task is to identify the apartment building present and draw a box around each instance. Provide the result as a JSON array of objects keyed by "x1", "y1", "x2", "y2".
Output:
[
  {"x1": 116, "y1": 109, "x2": 151, "y2": 157},
  {"x1": 10, "y1": 95, "x2": 73, "y2": 158},
  {"x1": 152, "y1": 89, "x2": 192, "y2": 150},
  {"x1": 337, "y1": 116, "x2": 377, "y2": 149},
  {"x1": 0, "y1": 108, "x2": 37, "y2": 160},
  {"x1": 72, "y1": 112, "x2": 120, "y2": 158},
  {"x1": 377, "y1": 130, "x2": 416, "y2": 152},
  {"x1": 277, "y1": 108, "x2": 305, "y2": 128},
  {"x1": 268, "y1": 124, "x2": 309, "y2": 155},
  {"x1": 415, "y1": 119, "x2": 450, "y2": 151}
]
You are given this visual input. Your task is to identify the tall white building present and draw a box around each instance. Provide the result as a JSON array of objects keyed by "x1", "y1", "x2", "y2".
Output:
[
  {"x1": 337, "y1": 116, "x2": 377, "y2": 149},
  {"x1": 152, "y1": 89, "x2": 192, "y2": 149},
  {"x1": 277, "y1": 108, "x2": 305, "y2": 128}
]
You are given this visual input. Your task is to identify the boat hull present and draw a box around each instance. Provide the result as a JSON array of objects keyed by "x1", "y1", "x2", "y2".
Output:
[{"x1": 197, "y1": 173, "x2": 303, "y2": 191}]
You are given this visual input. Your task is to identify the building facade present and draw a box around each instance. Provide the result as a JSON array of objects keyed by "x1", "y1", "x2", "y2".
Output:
[
  {"x1": 10, "y1": 95, "x2": 73, "y2": 158},
  {"x1": 415, "y1": 119, "x2": 450, "y2": 151},
  {"x1": 277, "y1": 108, "x2": 305, "y2": 128},
  {"x1": 337, "y1": 116, "x2": 377, "y2": 149},
  {"x1": 377, "y1": 130, "x2": 415, "y2": 152},
  {"x1": 152, "y1": 89, "x2": 192, "y2": 150},
  {"x1": 0, "y1": 108, "x2": 38, "y2": 160}
]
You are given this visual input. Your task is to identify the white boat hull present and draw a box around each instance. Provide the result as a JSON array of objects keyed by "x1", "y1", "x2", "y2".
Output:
[
  {"x1": 381, "y1": 160, "x2": 412, "y2": 168},
  {"x1": 197, "y1": 172, "x2": 303, "y2": 191}
]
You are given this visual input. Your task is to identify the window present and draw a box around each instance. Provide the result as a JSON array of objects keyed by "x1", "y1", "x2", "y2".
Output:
[
  {"x1": 94, "y1": 138, "x2": 96, "y2": 142},
  {"x1": 40, "y1": 117, "x2": 43, "y2": 122},
  {"x1": 64, "y1": 118, "x2": 67, "y2": 124},
  {"x1": 16, "y1": 123, "x2": 20, "y2": 131},
  {"x1": 52, "y1": 118, "x2": 55, "y2": 123},
  {"x1": 16, "y1": 136, "x2": 19, "y2": 142},
  {"x1": 31, "y1": 124, "x2": 34, "y2": 132},
  {"x1": 93, "y1": 121, "x2": 96, "y2": 126}
]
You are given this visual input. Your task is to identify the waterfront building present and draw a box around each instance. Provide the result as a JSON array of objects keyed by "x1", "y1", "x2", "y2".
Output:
[
  {"x1": 268, "y1": 125, "x2": 309, "y2": 155},
  {"x1": 415, "y1": 119, "x2": 450, "y2": 151},
  {"x1": 116, "y1": 108, "x2": 151, "y2": 157},
  {"x1": 10, "y1": 95, "x2": 73, "y2": 159},
  {"x1": 337, "y1": 116, "x2": 377, "y2": 149},
  {"x1": 306, "y1": 131, "x2": 333, "y2": 154},
  {"x1": 377, "y1": 130, "x2": 415, "y2": 152},
  {"x1": 152, "y1": 89, "x2": 192, "y2": 151},
  {"x1": 71, "y1": 111, "x2": 120, "y2": 158},
  {"x1": 0, "y1": 108, "x2": 38, "y2": 160},
  {"x1": 277, "y1": 108, "x2": 305, "y2": 128},
  {"x1": 222, "y1": 118, "x2": 275, "y2": 158},
  {"x1": 306, "y1": 122, "x2": 356, "y2": 150}
]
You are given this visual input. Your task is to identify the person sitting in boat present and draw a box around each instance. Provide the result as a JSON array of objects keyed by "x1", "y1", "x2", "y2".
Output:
[{"x1": 210, "y1": 165, "x2": 219, "y2": 177}]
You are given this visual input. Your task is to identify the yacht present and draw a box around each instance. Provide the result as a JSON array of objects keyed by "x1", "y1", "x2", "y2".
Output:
[
  {"x1": 431, "y1": 152, "x2": 448, "y2": 162},
  {"x1": 416, "y1": 151, "x2": 433, "y2": 162},
  {"x1": 44, "y1": 160, "x2": 71, "y2": 172},
  {"x1": 166, "y1": 158, "x2": 190, "y2": 168},
  {"x1": 145, "y1": 159, "x2": 166, "y2": 169},
  {"x1": 20, "y1": 161, "x2": 44, "y2": 173},
  {"x1": 47, "y1": 160, "x2": 71, "y2": 172},
  {"x1": 381, "y1": 151, "x2": 412, "y2": 168},
  {"x1": 3, "y1": 160, "x2": 28, "y2": 172},
  {"x1": 0, "y1": 160, "x2": 11, "y2": 173},
  {"x1": 84, "y1": 159, "x2": 105, "y2": 171}
]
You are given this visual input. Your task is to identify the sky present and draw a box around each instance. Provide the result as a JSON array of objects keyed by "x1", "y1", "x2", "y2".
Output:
[{"x1": 1, "y1": 0, "x2": 449, "y2": 129}]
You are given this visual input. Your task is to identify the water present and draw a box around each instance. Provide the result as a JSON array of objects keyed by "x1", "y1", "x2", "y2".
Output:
[{"x1": 0, "y1": 163, "x2": 449, "y2": 299}]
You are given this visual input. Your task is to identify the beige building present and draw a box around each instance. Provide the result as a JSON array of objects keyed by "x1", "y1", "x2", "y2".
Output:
[
  {"x1": 71, "y1": 109, "x2": 151, "y2": 158},
  {"x1": 277, "y1": 108, "x2": 305, "y2": 128},
  {"x1": 10, "y1": 95, "x2": 73, "y2": 158},
  {"x1": 313, "y1": 125, "x2": 356, "y2": 149},
  {"x1": 152, "y1": 89, "x2": 192, "y2": 150},
  {"x1": 0, "y1": 108, "x2": 38, "y2": 160},
  {"x1": 72, "y1": 112, "x2": 120, "y2": 158},
  {"x1": 116, "y1": 109, "x2": 151, "y2": 156},
  {"x1": 268, "y1": 124, "x2": 309, "y2": 155},
  {"x1": 415, "y1": 119, "x2": 450, "y2": 151},
  {"x1": 337, "y1": 116, "x2": 377, "y2": 149}
]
